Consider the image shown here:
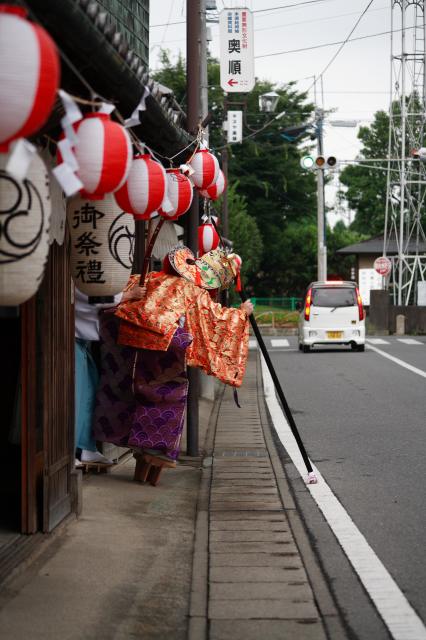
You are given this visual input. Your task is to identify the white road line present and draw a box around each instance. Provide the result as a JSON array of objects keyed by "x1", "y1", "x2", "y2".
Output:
[
  {"x1": 261, "y1": 355, "x2": 426, "y2": 640},
  {"x1": 367, "y1": 344, "x2": 426, "y2": 379},
  {"x1": 271, "y1": 339, "x2": 290, "y2": 348},
  {"x1": 397, "y1": 338, "x2": 424, "y2": 345},
  {"x1": 366, "y1": 338, "x2": 390, "y2": 345},
  {"x1": 248, "y1": 339, "x2": 257, "y2": 350}
]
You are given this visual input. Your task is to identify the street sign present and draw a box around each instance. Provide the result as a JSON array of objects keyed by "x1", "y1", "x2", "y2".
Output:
[
  {"x1": 219, "y1": 8, "x2": 255, "y2": 93},
  {"x1": 374, "y1": 256, "x2": 392, "y2": 277},
  {"x1": 227, "y1": 110, "x2": 243, "y2": 143},
  {"x1": 359, "y1": 268, "x2": 383, "y2": 305}
]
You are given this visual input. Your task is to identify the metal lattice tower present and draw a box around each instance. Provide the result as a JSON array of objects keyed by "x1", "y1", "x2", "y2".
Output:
[{"x1": 384, "y1": 0, "x2": 426, "y2": 304}]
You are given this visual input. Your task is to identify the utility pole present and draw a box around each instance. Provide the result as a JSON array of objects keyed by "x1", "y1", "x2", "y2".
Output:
[
  {"x1": 200, "y1": 0, "x2": 209, "y2": 142},
  {"x1": 186, "y1": 0, "x2": 201, "y2": 456},
  {"x1": 315, "y1": 107, "x2": 327, "y2": 281},
  {"x1": 221, "y1": 94, "x2": 229, "y2": 241}
]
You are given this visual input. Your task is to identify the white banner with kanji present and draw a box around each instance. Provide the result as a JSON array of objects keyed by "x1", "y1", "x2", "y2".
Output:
[{"x1": 219, "y1": 8, "x2": 255, "y2": 93}]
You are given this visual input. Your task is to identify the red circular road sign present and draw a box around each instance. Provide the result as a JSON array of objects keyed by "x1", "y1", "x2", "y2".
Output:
[{"x1": 374, "y1": 256, "x2": 392, "y2": 276}]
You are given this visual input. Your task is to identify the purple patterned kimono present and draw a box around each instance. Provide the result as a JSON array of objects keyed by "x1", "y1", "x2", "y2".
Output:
[{"x1": 92, "y1": 311, "x2": 192, "y2": 460}]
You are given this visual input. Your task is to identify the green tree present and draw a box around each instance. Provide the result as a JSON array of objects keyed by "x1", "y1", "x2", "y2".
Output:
[
  {"x1": 338, "y1": 110, "x2": 389, "y2": 235},
  {"x1": 224, "y1": 79, "x2": 317, "y2": 295},
  {"x1": 152, "y1": 50, "x2": 186, "y2": 104},
  {"x1": 226, "y1": 183, "x2": 263, "y2": 285},
  {"x1": 339, "y1": 95, "x2": 425, "y2": 236},
  {"x1": 327, "y1": 221, "x2": 366, "y2": 280},
  {"x1": 152, "y1": 51, "x2": 318, "y2": 295}
]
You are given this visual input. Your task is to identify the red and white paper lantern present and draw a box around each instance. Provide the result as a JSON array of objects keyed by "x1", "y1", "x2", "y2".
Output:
[
  {"x1": 159, "y1": 169, "x2": 193, "y2": 220},
  {"x1": 188, "y1": 149, "x2": 220, "y2": 190},
  {"x1": 198, "y1": 223, "x2": 219, "y2": 255},
  {"x1": 114, "y1": 153, "x2": 166, "y2": 220},
  {"x1": 0, "y1": 151, "x2": 51, "y2": 305},
  {"x1": 0, "y1": 5, "x2": 60, "y2": 152},
  {"x1": 72, "y1": 113, "x2": 132, "y2": 200},
  {"x1": 199, "y1": 169, "x2": 226, "y2": 200}
]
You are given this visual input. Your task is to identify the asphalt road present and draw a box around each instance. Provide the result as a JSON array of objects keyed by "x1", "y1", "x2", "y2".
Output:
[{"x1": 257, "y1": 335, "x2": 426, "y2": 640}]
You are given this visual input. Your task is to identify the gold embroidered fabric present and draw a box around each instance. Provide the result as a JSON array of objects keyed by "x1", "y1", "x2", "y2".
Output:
[{"x1": 115, "y1": 272, "x2": 249, "y2": 387}]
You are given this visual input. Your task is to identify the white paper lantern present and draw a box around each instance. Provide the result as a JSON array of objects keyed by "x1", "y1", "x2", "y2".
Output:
[
  {"x1": 199, "y1": 169, "x2": 227, "y2": 200},
  {"x1": 188, "y1": 149, "x2": 220, "y2": 189},
  {"x1": 63, "y1": 114, "x2": 133, "y2": 200},
  {"x1": 198, "y1": 223, "x2": 220, "y2": 255},
  {"x1": 0, "y1": 151, "x2": 51, "y2": 305},
  {"x1": 114, "y1": 153, "x2": 167, "y2": 219},
  {"x1": 40, "y1": 148, "x2": 66, "y2": 245},
  {"x1": 67, "y1": 193, "x2": 135, "y2": 297},
  {"x1": 158, "y1": 169, "x2": 193, "y2": 220},
  {"x1": 0, "y1": 6, "x2": 60, "y2": 151}
]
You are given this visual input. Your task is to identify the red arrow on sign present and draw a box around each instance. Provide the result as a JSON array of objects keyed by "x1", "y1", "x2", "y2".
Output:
[{"x1": 227, "y1": 79, "x2": 238, "y2": 87}]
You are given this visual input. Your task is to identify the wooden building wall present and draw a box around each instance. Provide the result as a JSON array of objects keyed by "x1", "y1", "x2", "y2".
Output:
[{"x1": 21, "y1": 233, "x2": 75, "y2": 533}]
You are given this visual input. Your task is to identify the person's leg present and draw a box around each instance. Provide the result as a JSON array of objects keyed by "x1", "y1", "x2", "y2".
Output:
[{"x1": 75, "y1": 340, "x2": 98, "y2": 453}]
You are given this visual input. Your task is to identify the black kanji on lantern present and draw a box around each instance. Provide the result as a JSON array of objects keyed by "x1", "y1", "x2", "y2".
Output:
[
  {"x1": 75, "y1": 231, "x2": 102, "y2": 256},
  {"x1": 72, "y1": 203, "x2": 105, "y2": 229},
  {"x1": 86, "y1": 259, "x2": 106, "y2": 282},
  {"x1": 228, "y1": 39, "x2": 241, "y2": 53},
  {"x1": 75, "y1": 261, "x2": 87, "y2": 282},
  {"x1": 228, "y1": 60, "x2": 241, "y2": 74},
  {"x1": 75, "y1": 259, "x2": 106, "y2": 283}
]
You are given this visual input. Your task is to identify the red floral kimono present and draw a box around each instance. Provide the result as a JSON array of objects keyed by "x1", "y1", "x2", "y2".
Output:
[
  {"x1": 115, "y1": 272, "x2": 249, "y2": 387},
  {"x1": 93, "y1": 272, "x2": 249, "y2": 460}
]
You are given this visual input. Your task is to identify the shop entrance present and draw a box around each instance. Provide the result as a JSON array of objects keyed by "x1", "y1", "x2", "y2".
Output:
[
  {"x1": 0, "y1": 311, "x2": 22, "y2": 543},
  {"x1": 0, "y1": 239, "x2": 75, "y2": 558}
]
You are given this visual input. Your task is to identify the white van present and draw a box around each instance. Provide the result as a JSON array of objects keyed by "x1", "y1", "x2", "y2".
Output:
[{"x1": 298, "y1": 281, "x2": 365, "y2": 352}]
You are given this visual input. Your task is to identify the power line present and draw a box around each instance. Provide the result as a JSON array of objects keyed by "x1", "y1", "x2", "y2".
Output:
[
  {"x1": 307, "y1": 0, "x2": 374, "y2": 89},
  {"x1": 150, "y1": 5, "x2": 388, "y2": 46},
  {"x1": 254, "y1": 4, "x2": 386, "y2": 32},
  {"x1": 322, "y1": 90, "x2": 390, "y2": 94},
  {"x1": 150, "y1": 0, "x2": 337, "y2": 27},
  {"x1": 253, "y1": 0, "x2": 334, "y2": 13},
  {"x1": 255, "y1": 25, "x2": 412, "y2": 60},
  {"x1": 151, "y1": 19, "x2": 185, "y2": 29},
  {"x1": 160, "y1": 0, "x2": 176, "y2": 46}
]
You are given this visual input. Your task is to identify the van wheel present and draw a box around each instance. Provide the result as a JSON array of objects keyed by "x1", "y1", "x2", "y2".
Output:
[
  {"x1": 303, "y1": 345, "x2": 310, "y2": 353},
  {"x1": 357, "y1": 344, "x2": 365, "y2": 352},
  {"x1": 351, "y1": 342, "x2": 358, "y2": 350}
]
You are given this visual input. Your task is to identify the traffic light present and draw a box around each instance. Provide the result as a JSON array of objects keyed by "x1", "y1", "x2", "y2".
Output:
[
  {"x1": 300, "y1": 155, "x2": 315, "y2": 169},
  {"x1": 300, "y1": 155, "x2": 337, "y2": 170}
]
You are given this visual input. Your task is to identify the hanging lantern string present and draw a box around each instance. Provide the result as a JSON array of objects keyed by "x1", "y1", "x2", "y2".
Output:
[
  {"x1": 57, "y1": 49, "x2": 112, "y2": 104},
  {"x1": 19, "y1": 0, "x2": 111, "y2": 104},
  {"x1": 139, "y1": 218, "x2": 166, "y2": 287},
  {"x1": 142, "y1": 126, "x2": 203, "y2": 167},
  {"x1": 19, "y1": 0, "x2": 209, "y2": 167},
  {"x1": 203, "y1": 196, "x2": 213, "y2": 222},
  {"x1": 56, "y1": 41, "x2": 206, "y2": 166},
  {"x1": 65, "y1": 93, "x2": 105, "y2": 108}
]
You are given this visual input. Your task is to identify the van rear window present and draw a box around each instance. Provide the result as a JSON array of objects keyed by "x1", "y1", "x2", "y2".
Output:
[{"x1": 312, "y1": 287, "x2": 356, "y2": 307}]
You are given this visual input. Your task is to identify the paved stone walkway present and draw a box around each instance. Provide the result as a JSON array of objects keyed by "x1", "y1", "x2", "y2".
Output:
[{"x1": 190, "y1": 356, "x2": 335, "y2": 639}]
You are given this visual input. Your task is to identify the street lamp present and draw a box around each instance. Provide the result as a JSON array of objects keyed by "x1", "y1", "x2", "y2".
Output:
[{"x1": 259, "y1": 91, "x2": 279, "y2": 113}]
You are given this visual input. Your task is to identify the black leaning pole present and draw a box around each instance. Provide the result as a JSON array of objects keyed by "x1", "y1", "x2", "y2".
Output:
[
  {"x1": 209, "y1": 218, "x2": 317, "y2": 483},
  {"x1": 240, "y1": 290, "x2": 318, "y2": 484}
]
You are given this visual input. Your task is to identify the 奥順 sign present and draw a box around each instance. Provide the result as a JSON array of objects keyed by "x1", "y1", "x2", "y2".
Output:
[{"x1": 219, "y1": 8, "x2": 254, "y2": 93}]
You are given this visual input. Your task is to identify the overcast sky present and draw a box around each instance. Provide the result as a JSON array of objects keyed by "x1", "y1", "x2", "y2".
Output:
[{"x1": 149, "y1": 0, "x2": 395, "y2": 224}]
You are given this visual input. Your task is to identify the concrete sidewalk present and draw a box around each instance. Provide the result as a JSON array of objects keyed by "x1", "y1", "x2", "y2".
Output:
[
  {"x1": 0, "y1": 356, "x2": 347, "y2": 639},
  {"x1": 189, "y1": 354, "x2": 347, "y2": 640}
]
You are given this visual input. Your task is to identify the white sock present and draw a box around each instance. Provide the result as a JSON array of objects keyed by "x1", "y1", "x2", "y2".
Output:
[{"x1": 81, "y1": 449, "x2": 113, "y2": 464}]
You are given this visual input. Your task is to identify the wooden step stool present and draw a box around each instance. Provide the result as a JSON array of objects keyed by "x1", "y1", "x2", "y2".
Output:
[
  {"x1": 133, "y1": 453, "x2": 176, "y2": 486},
  {"x1": 81, "y1": 461, "x2": 114, "y2": 474}
]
